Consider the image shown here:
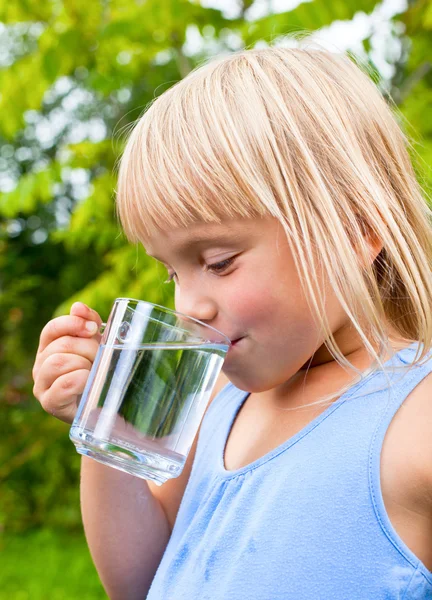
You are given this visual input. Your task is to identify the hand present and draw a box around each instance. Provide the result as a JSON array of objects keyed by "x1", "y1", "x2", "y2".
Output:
[{"x1": 32, "y1": 302, "x2": 103, "y2": 424}]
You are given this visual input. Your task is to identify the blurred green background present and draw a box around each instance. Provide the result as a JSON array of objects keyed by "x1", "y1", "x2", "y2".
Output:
[{"x1": 0, "y1": 0, "x2": 431, "y2": 597}]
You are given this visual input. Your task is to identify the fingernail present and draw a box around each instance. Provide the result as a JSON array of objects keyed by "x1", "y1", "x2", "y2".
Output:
[
  {"x1": 85, "y1": 321, "x2": 98, "y2": 334},
  {"x1": 72, "y1": 302, "x2": 85, "y2": 311}
]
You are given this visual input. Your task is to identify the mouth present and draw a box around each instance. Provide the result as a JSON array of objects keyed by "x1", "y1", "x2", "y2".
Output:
[{"x1": 230, "y1": 337, "x2": 244, "y2": 347}]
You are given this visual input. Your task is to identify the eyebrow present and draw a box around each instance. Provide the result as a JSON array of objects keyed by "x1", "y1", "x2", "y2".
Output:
[{"x1": 145, "y1": 233, "x2": 241, "y2": 261}]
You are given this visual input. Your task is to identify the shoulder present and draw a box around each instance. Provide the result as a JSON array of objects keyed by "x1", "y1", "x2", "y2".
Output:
[
  {"x1": 381, "y1": 367, "x2": 432, "y2": 510},
  {"x1": 378, "y1": 365, "x2": 432, "y2": 569}
]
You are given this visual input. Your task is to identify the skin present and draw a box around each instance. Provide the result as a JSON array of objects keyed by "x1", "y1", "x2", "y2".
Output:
[
  {"x1": 33, "y1": 214, "x2": 432, "y2": 578},
  {"x1": 145, "y1": 215, "x2": 404, "y2": 401},
  {"x1": 145, "y1": 214, "x2": 432, "y2": 570}
]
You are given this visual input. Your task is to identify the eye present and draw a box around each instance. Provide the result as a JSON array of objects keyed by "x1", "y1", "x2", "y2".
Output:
[
  {"x1": 163, "y1": 256, "x2": 236, "y2": 284},
  {"x1": 205, "y1": 257, "x2": 236, "y2": 275}
]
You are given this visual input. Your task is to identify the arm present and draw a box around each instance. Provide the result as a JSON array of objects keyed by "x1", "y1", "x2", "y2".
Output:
[
  {"x1": 80, "y1": 371, "x2": 230, "y2": 599},
  {"x1": 80, "y1": 459, "x2": 169, "y2": 599},
  {"x1": 32, "y1": 299, "x2": 229, "y2": 597}
]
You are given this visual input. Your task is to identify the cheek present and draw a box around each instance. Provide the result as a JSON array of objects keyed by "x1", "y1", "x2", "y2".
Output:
[{"x1": 222, "y1": 267, "x2": 307, "y2": 329}]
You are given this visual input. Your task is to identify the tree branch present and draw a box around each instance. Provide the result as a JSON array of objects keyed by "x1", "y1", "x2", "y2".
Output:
[
  {"x1": 395, "y1": 61, "x2": 431, "y2": 104},
  {"x1": 170, "y1": 31, "x2": 192, "y2": 79}
]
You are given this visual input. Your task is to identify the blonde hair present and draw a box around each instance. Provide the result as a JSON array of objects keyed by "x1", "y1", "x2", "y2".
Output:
[{"x1": 116, "y1": 44, "x2": 432, "y2": 404}]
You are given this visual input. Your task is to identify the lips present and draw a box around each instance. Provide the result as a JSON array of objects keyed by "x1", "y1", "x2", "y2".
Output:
[{"x1": 230, "y1": 337, "x2": 244, "y2": 346}]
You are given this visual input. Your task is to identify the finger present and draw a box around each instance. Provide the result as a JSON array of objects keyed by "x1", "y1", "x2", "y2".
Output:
[
  {"x1": 33, "y1": 335, "x2": 100, "y2": 380},
  {"x1": 69, "y1": 302, "x2": 104, "y2": 347},
  {"x1": 70, "y1": 302, "x2": 103, "y2": 327},
  {"x1": 33, "y1": 353, "x2": 92, "y2": 400},
  {"x1": 38, "y1": 369, "x2": 91, "y2": 424},
  {"x1": 38, "y1": 315, "x2": 101, "y2": 355},
  {"x1": 70, "y1": 302, "x2": 103, "y2": 342}
]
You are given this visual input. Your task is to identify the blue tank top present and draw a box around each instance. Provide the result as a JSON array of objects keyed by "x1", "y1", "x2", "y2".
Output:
[{"x1": 147, "y1": 342, "x2": 432, "y2": 599}]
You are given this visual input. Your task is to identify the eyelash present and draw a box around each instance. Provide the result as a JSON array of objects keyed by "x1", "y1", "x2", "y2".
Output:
[{"x1": 164, "y1": 257, "x2": 236, "y2": 284}]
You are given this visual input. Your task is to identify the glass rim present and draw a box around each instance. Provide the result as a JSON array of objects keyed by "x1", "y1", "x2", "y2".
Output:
[{"x1": 114, "y1": 297, "x2": 232, "y2": 346}]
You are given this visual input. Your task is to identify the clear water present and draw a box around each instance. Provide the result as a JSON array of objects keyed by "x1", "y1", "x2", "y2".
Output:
[{"x1": 70, "y1": 342, "x2": 226, "y2": 484}]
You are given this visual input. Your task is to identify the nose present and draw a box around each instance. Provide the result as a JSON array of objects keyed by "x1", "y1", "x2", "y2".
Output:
[{"x1": 175, "y1": 284, "x2": 218, "y2": 325}]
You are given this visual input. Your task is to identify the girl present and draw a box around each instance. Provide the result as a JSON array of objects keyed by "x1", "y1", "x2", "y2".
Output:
[{"x1": 32, "y1": 46, "x2": 432, "y2": 598}]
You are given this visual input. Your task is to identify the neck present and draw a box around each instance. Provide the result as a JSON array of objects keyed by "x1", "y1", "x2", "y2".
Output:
[{"x1": 262, "y1": 331, "x2": 412, "y2": 409}]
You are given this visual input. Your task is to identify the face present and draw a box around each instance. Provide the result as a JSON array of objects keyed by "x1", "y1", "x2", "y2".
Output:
[{"x1": 144, "y1": 216, "x2": 358, "y2": 394}]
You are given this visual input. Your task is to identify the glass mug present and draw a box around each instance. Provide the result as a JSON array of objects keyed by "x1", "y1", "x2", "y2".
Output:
[{"x1": 70, "y1": 298, "x2": 230, "y2": 485}]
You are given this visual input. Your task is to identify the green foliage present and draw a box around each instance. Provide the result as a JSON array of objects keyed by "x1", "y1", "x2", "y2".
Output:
[
  {"x1": 241, "y1": 0, "x2": 378, "y2": 44},
  {"x1": 0, "y1": 528, "x2": 107, "y2": 599},
  {"x1": 0, "y1": 403, "x2": 84, "y2": 532},
  {"x1": 116, "y1": 344, "x2": 225, "y2": 437},
  {"x1": 395, "y1": 0, "x2": 432, "y2": 195},
  {"x1": 0, "y1": 165, "x2": 60, "y2": 217},
  {"x1": 0, "y1": 0, "x2": 430, "y2": 582}
]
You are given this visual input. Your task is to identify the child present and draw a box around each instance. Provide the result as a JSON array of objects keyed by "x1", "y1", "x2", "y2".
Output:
[{"x1": 32, "y1": 46, "x2": 432, "y2": 598}]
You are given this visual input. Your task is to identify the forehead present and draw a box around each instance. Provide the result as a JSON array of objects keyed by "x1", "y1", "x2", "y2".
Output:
[{"x1": 144, "y1": 217, "x2": 272, "y2": 257}]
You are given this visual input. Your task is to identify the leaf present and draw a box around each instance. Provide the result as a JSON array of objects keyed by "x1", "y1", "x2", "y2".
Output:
[
  {"x1": 59, "y1": 171, "x2": 119, "y2": 252},
  {"x1": 42, "y1": 46, "x2": 62, "y2": 81},
  {"x1": 0, "y1": 54, "x2": 49, "y2": 138},
  {"x1": 0, "y1": 0, "x2": 53, "y2": 22},
  {"x1": 66, "y1": 140, "x2": 116, "y2": 170},
  {"x1": 0, "y1": 167, "x2": 59, "y2": 218},
  {"x1": 241, "y1": 0, "x2": 380, "y2": 44}
]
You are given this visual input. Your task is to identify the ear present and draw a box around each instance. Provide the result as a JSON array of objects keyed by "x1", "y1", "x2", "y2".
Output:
[
  {"x1": 367, "y1": 231, "x2": 383, "y2": 262},
  {"x1": 357, "y1": 221, "x2": 383, "y2": 269}
]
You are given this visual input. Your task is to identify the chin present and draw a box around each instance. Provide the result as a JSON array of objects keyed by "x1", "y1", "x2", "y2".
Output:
[{"x1": 223, "y1": 371, "x2": 274, "y2": 394}]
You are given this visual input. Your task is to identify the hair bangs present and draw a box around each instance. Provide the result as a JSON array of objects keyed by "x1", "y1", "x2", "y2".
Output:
[
  {"x1": 114, "y1": 43, "x2": 432, "y2": 391},
  {"x1": 116, "y1": 70, "x2": 271, "y2": 243}
]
